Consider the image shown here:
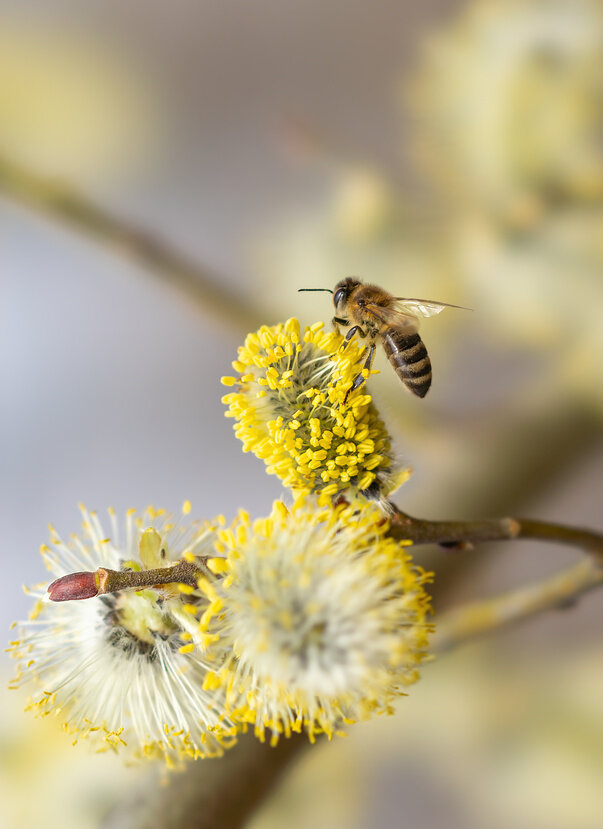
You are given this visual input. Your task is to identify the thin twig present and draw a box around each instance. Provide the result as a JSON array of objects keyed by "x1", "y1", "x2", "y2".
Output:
[
  {"x1": 46, "y1": 559, "x2": 210, "y2": 601},
  {"x1": 51, "y1": 505, "x2": 603, "y2": 655},
  {"x1": 388, "y1": 509, "x2": 520, "y2": 547},
  {"x1": 45, "y1": 502, "x2": 603, "y2": 655},
  {"x1": 387, "y1": 503, "x2": 603, "y2": 563},
  {"x1": 0, "y1": 154, "x2": 262, "y2": 331}
]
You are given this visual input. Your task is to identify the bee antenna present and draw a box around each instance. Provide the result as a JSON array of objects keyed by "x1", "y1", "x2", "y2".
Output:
[{"x1": 298, "y1": 288, "x2": 334, "y2": 294}]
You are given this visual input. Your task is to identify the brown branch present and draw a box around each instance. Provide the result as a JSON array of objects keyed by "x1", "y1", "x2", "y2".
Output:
[
  {"x1": 388, "y1": 503, "x2": 603, "y2": 562},
  {"x1": 47, "y1": 559, "x2": 208, "y2": 601},
  {"x1": 96, "y1": 560, "x2": 205, "y2": 593},
  {"x1": 48, "y1": 505, "x2": 603, "y2": 661},
  {"x1": 388, "y1": 510, "x2": 520, "y2": 547},
  {"x1": 515, "y1": 518, "x2": 603, "y2": 557},
  {"x1": 0, "y1": 154, "x2": 262, "y2": 331}
]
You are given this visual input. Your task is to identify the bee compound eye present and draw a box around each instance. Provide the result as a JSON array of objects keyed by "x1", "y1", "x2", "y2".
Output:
[{"x1": 333, "y1": 288, "x2": 347, "y2": 307}]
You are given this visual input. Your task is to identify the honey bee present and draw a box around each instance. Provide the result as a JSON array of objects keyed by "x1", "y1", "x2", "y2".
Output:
[{"x1": 300, "y1": 277, "x2": 469, "y2": 399}]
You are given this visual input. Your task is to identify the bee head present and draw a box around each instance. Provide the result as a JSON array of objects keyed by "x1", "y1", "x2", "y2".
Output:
[{"x1": 333, "y1": 277, "x2": 360, "y2": 310}]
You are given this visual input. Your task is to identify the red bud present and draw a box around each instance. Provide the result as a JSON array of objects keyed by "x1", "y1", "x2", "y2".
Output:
[{"x1": 47, "y1": 571, "x2": 99, "y2": 601}]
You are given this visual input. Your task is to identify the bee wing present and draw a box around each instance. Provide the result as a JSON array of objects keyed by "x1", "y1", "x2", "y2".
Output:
[
  {"x1": 394, "y1": 298, "x2": 471, "y2": 317},
  {"x1": 362, "y1": 303, "x2": 420, "y2": 331}
]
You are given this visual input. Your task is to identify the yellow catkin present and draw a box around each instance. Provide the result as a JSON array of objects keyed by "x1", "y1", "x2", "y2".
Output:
[
  {"x1": 192, "y1": 497, "x2": 433, "y2": 747},
  {"x1": 10, "y1": 505, "x2": 239, "y2": 768},
  {"x1": 221, "y1": 319, "x2": 410, "y2": 503}
]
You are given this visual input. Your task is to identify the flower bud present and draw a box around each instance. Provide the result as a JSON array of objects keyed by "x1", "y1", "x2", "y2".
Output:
[{"x1": 47, "y1": 571, "x2": 98, "y2": 601}]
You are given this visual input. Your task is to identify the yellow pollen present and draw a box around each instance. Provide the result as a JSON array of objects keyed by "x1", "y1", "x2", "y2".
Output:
[{"x1": 222, "y1": 319, "x2": 410, "y2": 502}]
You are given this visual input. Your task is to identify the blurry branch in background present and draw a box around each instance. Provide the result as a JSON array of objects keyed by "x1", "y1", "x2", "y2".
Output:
[
  {"x1": 434, "y1": 558, "x2": 603, "y2": 653},
  {"x1": 103, "y1": 732, "x2": 307, "y2": 829},
  {"x1": 0, "y1": 154, "x2": 262, "y2": 331},
  {"x1": 433, "y1": 395, "x2": 602, "y2": 517}
]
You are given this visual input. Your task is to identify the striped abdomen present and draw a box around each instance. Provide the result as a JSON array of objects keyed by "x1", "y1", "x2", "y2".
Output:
[{"x1": 382, "y1": 330, "x2": 432, "y2": 398}]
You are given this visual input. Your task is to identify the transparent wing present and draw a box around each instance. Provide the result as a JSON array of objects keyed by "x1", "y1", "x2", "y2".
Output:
[
  {"x1": 361, "y1": 303, "x2": 420, "y2": 330},
  {"x1": 394, "y1": 298, "x2": 472, "y2": 318}
]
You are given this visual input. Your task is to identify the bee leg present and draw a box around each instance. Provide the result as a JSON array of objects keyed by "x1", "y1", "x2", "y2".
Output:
[
  {"x1": 362, "y1": 341, "x2": 376, "y2": 373},
  {"x1": 332, "y1": 316, "x2": 349, "y2": 336},
  {"x1": 344, "y1": 341, "x2": 375, "y2": 403},
  {"x1": 340, "y1": 325, "x2": 365, "y2": 351}
]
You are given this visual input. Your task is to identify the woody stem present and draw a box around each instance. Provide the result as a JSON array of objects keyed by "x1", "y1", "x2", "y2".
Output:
[
  {"x1": 387, "y1": 503, "x2": 603, "y2": 561},
  {"x1": 96, "y1": 559, "x2": 207, "y2": 593}
]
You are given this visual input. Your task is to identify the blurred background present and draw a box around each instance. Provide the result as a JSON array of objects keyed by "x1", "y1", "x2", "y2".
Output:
[{"x1": 1, "y1": 0, "x2": 603, "y2": 827}]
